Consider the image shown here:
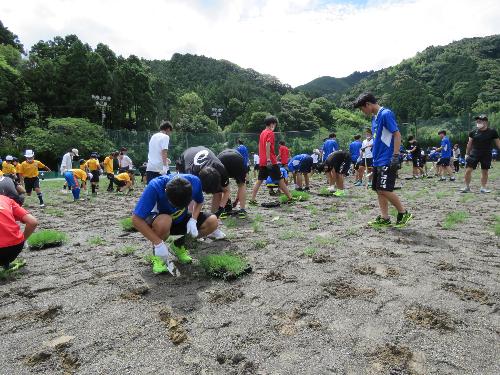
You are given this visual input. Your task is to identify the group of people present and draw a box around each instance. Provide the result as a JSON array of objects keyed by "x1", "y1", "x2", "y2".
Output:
[{"x1": 1, "y1": 93, "x2": 498, "y2": 277}]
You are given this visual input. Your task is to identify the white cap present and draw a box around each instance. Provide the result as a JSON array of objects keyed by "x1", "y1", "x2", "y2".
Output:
[
  {"x1": 5, "y1": 155, "x2": 13, "y2": 161},
  {"x1": 72, "y1": 148, "x2": 79, "y2": 156},
  {"x1": 24, "y1": 150, "x2": 35, "y2": 158},
  {"x1": 313, "y1": 149, "x2": 320, "y2": 154}
]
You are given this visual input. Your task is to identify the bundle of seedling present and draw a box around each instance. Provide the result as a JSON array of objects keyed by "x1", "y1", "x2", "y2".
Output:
[
  {"x1": 279, "y1": 190, "x2": 311, "y2": 203},
  {"x1": 199, "y1": 252, "x2": 252, "y2": 280},
  {"x1": 120, "y1": 217, "x2": 137, "y2": 232},
  {"x1": 318, "y1": 187, "x2": 335, "y2": 196},
  {"x1": 27, "y1": 230, "x2": 67, "y2": 250}
]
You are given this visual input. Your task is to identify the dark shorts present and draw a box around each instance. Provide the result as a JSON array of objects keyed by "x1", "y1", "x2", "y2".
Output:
[
  {"x1": 146, "y1": 211, "x2": 210, "y2": 235},
  {"x1": 24, "y1": 177, "x2": 40, "y2": 194},
  {"x1": 0, "y1": 241, "x2": 24, "y2": 269},
  {"x1": 326, "y1": 155, "x2": 351, "y2": 175},
  {"x1": 412, "y1": 157, "x2": 423, "y2": 168},
  {"x1": 89, "y1": 170, "x2": 100, "y2": 183},
  {"x1": 146, "y1": 171, "x2": 161, "y2": 184},
  {"x1": 356, "y1": 158, "x2": 373, "y2": 168},
  {"x1": 253, "y1": 165, "x2": 259, "y2": 171},
  {"x1": 466, "y1": 152, "x2": 492, "y2": 170},
  {"x1": 218, "y1": 150, "x2": 247, "y2": 184},
  {"x1": 258, "y1": 165, "x2": 282, "y2": 181},
  {"x1": 112, "y1": 178, "x2": 127, "y2": 188},
  {"x1": 118, "y1": 166, "x2": 130, "y2": 173},
  {"x1": 437, "y1": 157, "x2": 450, "y2": 166},
  {"x1": 298, "y1": 156, "x2": 313, "y2": 174},
  {"x1": 372, "y1": 166, "x2": 397, "y2": 192}
]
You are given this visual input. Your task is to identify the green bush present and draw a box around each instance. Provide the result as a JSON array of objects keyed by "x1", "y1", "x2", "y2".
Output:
[
  {"x1": 199, "y1": 252, "x2": 251, "y2": 280},
  {"x1": 27, "y1": 230, "x2": 67, "y2": 249}
]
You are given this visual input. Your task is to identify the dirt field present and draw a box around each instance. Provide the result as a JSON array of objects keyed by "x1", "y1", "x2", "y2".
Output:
[{"x1": 1, "y1": 164, "x2": 499, "y2": 375}]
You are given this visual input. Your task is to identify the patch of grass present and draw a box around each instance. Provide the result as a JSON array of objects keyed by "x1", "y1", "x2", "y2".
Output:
[
  {"x1": 309, "y1": 223, "x2": 319, "y2": 230},
  {"x1": 254, "y1": 239, "x2": 268, "y2": 249},
  {"x1": 120, "y1": 217, "x2": 136, "y2": 232},
  {"x1": 442, "y1": 211, "x2": 469, "y2": 230},
  {"x1": 278, "y1": 230, "x2": 296, "y2": 240},
  {"x1": 303, "y1": 247, "x2": 318, "y2": 257},
  {"x1": 493, "y1": 215, "x2": 500, "y2": 237},
  {"x1": 88, "y1": 236, "x2": 106, "y2": 246},
  {"x1": 279, "y1": 190, "x2": 311, "y2": 203},
  {"x1": 199, "y1": 252, "x2": 251, "y2": 280},
  {"x1": 314, "y1": 236, "x2": 336, "y2": 247},
  {"x1": 224, "y1": 217, "x2": 238, "y2": 228},
  {"x1": 27, "y1": 230, "x2": 67, "y2": 249},
  {"x1": 318, "y1": 187, "x2": 334, "y2": 196},
  {"x1": 436, "y1": 191, "x2": 452, "y2": 199},
  {"x1": 45, "y1": 208, "x2": 64, "y2": 217},
  {"x1": 306, "y1": 204, "x2": 319, "y2": 215},
  {"x1": 119, "y1": 246, "x2": 136, "y2": 256},
  {"x1": 252, "y1": 214, "x2": 263, "y2": 233},
  {"x1": 459, "y1": 194, "x2": 475, "y2": 203},
  {"x1": 346, "y1": 210, "x2": 355, "y2": 220}
]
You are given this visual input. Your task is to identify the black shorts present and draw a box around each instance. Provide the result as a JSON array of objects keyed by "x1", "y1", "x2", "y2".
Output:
[
  {"x1": 466, "y1": 152, "x2": 492, "y2": 170},
  {"x1": 326, "y1": 155, "x2": 351, "y2": 175},
  {"x1": 112, "y1": 178, "x2": 127, "y2": 187},
  {"x1": 0, "y1": 241, "x2": 24, "y2": 268},
  {"x1": 258, "y1": 165, "x2": 281, "y2": 181},
  {"x1": 253, "y1": 165, "x2": 259, "y2": 171},
  {"x1": 24, "y1": 177, "x2": 40, "y2": 194},
  {"x1": 146, "y1": 171, "x2": 161, "y2": 184},
  {"x1": 372, "y1": 166, "x2": 397, "y2": 192},
  {"x1": 298, "y1": 156, "x2": 313, "y2": 174},
  {"x1": 412, "y1": 157, "x2": 423, "y2": 168},
  {"x1": 118, "y1": 166, "x2": 130, "y2": 173},
  {"x1": 89, "y1": 170, "x2": 100, "y2": 182},
  {"x1": 437, "y1": 157, "x2": 450, "y2": 166},
  {"x1": 146, "y1": 211, "x2": 210, "y2": 235},
  {"x1": 218, "y1": 150, "x2": 246, "y2": 184},
  {"x1": 356, "y1": 158, "x2": 373, "y2": 168}
]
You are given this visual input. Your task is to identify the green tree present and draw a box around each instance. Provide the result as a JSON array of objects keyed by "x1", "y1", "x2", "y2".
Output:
[{"x1": 0, "y1": 20, "x2": 24, "y2": 53}]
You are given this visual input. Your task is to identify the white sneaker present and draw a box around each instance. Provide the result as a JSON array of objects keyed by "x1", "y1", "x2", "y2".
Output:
[
  {"x1": 208, "y1": 228, "x2": 226, "y2": 240},
  {"x1": 60, "y1": 189, "x2": 68, "y2": 194},
  {"x1": 39, "y1": 203, "x2": 45, "y2": 208},
  {"x1": 460, "y1": 186, "x2": 471, "y2": 193},
  {"x1": 480, "y1": 187, "x2": 491, "y2": 193}
]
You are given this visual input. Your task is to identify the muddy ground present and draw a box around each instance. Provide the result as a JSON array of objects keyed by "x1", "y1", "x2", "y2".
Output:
[{"x1": 1, "y1": 164, "x2": 499, "y2": 375}]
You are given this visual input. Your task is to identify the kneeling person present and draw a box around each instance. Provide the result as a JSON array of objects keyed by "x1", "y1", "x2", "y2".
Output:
[
  {"x1": 132, "y1": 175, "x2": 219, "y2": 276},
  {"x1": 113, "y1": 170, "x2": 135, "y2": 193},
  {"x1": 64, "y1": 169, "x2": 88, "y2": 201},
  {"x1": 324, "y1": 150, "x2": 351, "y2": 196},
  {"x1": 288, "y1": 154, "x2": 313, "y2": 191}
]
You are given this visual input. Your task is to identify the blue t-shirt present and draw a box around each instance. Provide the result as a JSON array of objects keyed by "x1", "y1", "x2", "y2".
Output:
[
  {"x1": 440, "y1": 136, "x2": 452, "y2": 158},
  {"x1": 236, "y1": 145, "x2": 249, "y2": 167},
  {"x1": 349, "y1": 140, "x2": 362, "y2": 163},
  {"x1": 287, "y1": 154, "x2": 309, "y2": 172},
  {"x1": 371, "y1": 107, "x2": 400, "y2": 167},
  {"x1": 266, "y1": 167, "x2": 288, "y2": 185},
  {"x1": 322, "y1": 139, "x2": 338, "y2": 161},
  {"x1": 133, "y1": 174, "x2": 204, "y2": 223}
]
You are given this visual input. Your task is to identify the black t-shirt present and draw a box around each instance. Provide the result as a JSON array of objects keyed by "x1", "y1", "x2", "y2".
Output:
[
  {"x1": 325, "y1": 151, "x2": 350, "y2": 171},
  {"x1": 217, "y1": 149, "x2": 246, "y2": 184},
  {"x1": 177, "y1": 146, "x2": 229, "y2": 187},
  {"x1": 408, "y1": 141, "x2": 421, "y2": 158},
  {"x1": 469, "y1": 128, "x2": 499, "y2": 152}
]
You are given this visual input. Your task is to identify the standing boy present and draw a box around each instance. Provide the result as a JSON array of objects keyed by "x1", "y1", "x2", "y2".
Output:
[
  {"x1": 435, "y1": 130, "x2": 455, "y2": 181},
  {"x1": 354, "y1": 93, "x2": 412, "y2": 227},
  {"x1": 103, "y1": 151, "x2": 117, "y2": 192},
  {"x1": 18, "y1": 150, "x2": 51, "y2": 208},
  {"x1": 86, "y1": 152, "x2": 102, "y2": 195},
  {"x1": 146, "y1": 120, "x2": 172, "y2": 183}
]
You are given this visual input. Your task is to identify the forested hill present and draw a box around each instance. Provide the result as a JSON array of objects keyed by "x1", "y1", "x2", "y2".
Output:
[
  {"x1": 295, "y1": 71, "x2": 372, "y2": 98},
  {"x1": 338, "y1": 35, "x2": 500, "y2": 121}
]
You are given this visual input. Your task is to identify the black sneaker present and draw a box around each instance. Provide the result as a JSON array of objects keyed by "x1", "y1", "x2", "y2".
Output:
[{"x1": 303, "y1": 186, "x2": 310, "y2": 191}]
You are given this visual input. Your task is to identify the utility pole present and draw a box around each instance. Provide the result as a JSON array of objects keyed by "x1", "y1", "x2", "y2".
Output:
[
  {"x1": 92, "y1": 95, "x2": 111, "y2": 127},
  {"x1": 211, "y1": 107, "x2": 223, "y2": 127}
]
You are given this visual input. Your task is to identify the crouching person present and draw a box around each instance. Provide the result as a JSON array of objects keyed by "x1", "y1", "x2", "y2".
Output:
[
  {"x1": 0, "y1": 195, "x2": 38, "y2": 270},
  {"x1": 132, "y1": 174, "x2": 219, "y2": 276},
  {"x1": 64, "y1": 169, "x2": 88, "y2": 201}
]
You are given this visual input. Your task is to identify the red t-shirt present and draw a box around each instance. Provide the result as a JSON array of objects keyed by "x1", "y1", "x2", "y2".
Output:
[
  {"x1": 259, "y1": 128, "x2": 277, "y2": 166},
  {"x1": 279, "y1": 145, "x2": 290, "y2": 164},
  {"x1": 0, "y1": 195, "x2": 28, "y2": 248}
]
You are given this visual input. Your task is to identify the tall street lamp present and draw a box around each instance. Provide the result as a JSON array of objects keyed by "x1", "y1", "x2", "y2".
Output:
[
  {"x1": 211, "y1": 107, "x2": 223, "y2": 127},
  {"x1": 92, "y1": 95, "x2": 111, "y2": 127}
]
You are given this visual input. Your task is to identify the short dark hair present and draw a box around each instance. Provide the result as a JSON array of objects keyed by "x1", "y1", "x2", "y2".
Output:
[
  {"x1": 264, "y1": 115, "x2": 278, "y2": 127},
  {"x1": 438, "y1": 130, "x2": 446, "y2": 135},
  {"x1": 198, "y1": 167, "x2": 221, "y2": 194},
  {"x1": 365, "y1": 128, "x2": 372, "y2": 134},
  {"x1": 159, "y1": 120, "x2": 173, "y2": 132},
  {"x1": 407, "y1": 135, "x2": 415, "y2": 142},
  {"x1": 120, "y1": 147, "x2": 128, "y2": 152},
  {"x1": 237, "y1": 139, "x2": 244, "y2": 145},
  {"x1": 279, "y1": 141, "x2": 285, "y2": 146},
  {"x1": 354, "y1": 135, "x2": 361, "y2": 140},
  {"x1": 165, "y1": 177, "x2": 193, "y2": 208},
  {"x1": 353, "y1": 92, "x2": 377, "y2": 108},
  {"x1": 329, "y1": 133, "x2": 336, "y2": 138}
]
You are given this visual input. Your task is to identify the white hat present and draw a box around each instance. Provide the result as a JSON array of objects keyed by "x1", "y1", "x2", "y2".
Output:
[
  {"x1": 72, "y1": 148, "x2": 79, "y2": 156},
  {"x1": 313, "y1": 149, "x2": 320, "y2": 154},
  {"x1": 5, "y1": 155, "x2": 13, "y2": 161},
  {"x1": 24, "y1": 150, "x2": 35, "y2": 158}
]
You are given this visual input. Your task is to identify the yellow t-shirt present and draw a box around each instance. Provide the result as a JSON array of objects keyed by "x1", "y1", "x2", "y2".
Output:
[
  {"x1": 115, "y1": 172, "x2": 131, "y2": 182},
  {"x1": 19, "y1": 160, "x2": 47, "y2": 178},
  {"x1": 79, "y1": 161, "x2": 87, "y2": 170},
  {"x1": 86, "y1": 158, "x2": 100, "y2": 171},
  {"x1": 2, "y1": 161, "x2": 16, "y2": 175},
  {"x1": 15, "y1": 164, "x2": 22, "y2": 173},
  {"x1": 103, "y1": 157, "x2": 114, "y2": 174},
  {"x1": 70, "y1": 169, "x2": 88, "y2": 181}
]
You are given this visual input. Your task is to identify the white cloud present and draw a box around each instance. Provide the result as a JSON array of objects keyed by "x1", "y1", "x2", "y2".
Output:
[{"x1": 2, "y1": 0, "x2": 500, "y2": 86}]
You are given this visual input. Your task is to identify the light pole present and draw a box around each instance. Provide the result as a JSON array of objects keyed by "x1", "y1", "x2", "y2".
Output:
[
  {"x1": 211, "y1": 107, "x2": 223, "y2": 127},
  {"x1": 92, "y1": 95, "x2": 111, "y2": 127}
]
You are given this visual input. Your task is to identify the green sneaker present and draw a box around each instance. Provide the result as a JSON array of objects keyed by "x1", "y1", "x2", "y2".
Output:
[
  {"x1": 171, "y1": 245, "x2": 193, "y2": 264},
  {"x1": 333, "y1": 189, "x2": 346, "y2": 197},
  {"x1": 219, "y1": 211, "x2": 228, "y2": 219},
  {"x1": 150, "y1": 255, "x2": 168, "y2": 274},
  {"x1": 9, "y1": 259, "x2": 26, "y2": 271},
  {"x1": 238, "y1": 209, "x2": 248, "y2": 218},
  {"x1": 368, "y1": 216, "x2": 392, "y2": 228},
  {"x1": 249, "y1": 199, "x2": 258, "y2": 206},
  {"x1": 394, "y1": 211, "x2": 413, "y2": 228}
]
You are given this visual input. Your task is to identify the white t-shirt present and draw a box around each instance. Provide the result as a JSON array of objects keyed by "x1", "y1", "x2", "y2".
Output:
[
  {"x1": 361, "y1": 138, "x2": 373, "y2": 158},
  {"x1": 311, "y1": 153, "x2": 319, "y2": 163},
  {"x1": 253, "y1": 154, "x2": 259, "y2": 165},
  {"x1": 60, "y1": 152, "x2": 73, "y2": 173},
  {"x1": 119, "y1": 154, "x2": 133, "y2": 169},
  {"x1": 146, "y1": 132, "x2": 170, "y2": 172}
]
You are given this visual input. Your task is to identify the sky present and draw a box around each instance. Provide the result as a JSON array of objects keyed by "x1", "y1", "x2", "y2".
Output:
[{"x1": 2, "y1": 0, "x2": 500, "y2": 87}]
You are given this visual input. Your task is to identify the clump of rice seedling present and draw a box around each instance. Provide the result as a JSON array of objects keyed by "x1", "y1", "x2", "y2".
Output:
[
  {"x1": 309, "y1": 223, "x2": 319, "y2": 230},
  {"x1": 28, "y1": 230, "x2": 67, "y2": 250},
  {"x1": 199, "y1": 252, "x2": 251, "y2": 280},
  {"x1": 88, "y1": 236, "x2": 106, "y2": 246},
  {"x1": 45, "y1": 208, "x2": 64, "y2": 217},
  {"x1": 303, "y1": 247, "x2": 318, "y2": 257},
  {"x1": 120, "y1": 217, "x2": 136, "y2": 232},
  {"x1": 436, "y1": 191, "x2": 451, "y2": 199},
  {"x1": 442, "y1": 211, "x2": 469, "y2": 230},
  {"x1": 224, "y1": 217, "x2": 237, "y2": 228},
  {"x1": 119, "y1": 246, "x2": 136, "y2": 256},
  {"x1": 493, "y1": 215, "x2": 500, "y2": 237},
  {"x1": 318, "y1": 187, "x2": 334, "y2": 196},
  {"x1": 252, "y1": 214, "x2": 263, "y2": 233},
  {"x1": 254, "y1": 239, "x2": 268, "y2": 249},
  {"x1": 279, "y1": 190, "x2": 310, "y2": 203}
]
